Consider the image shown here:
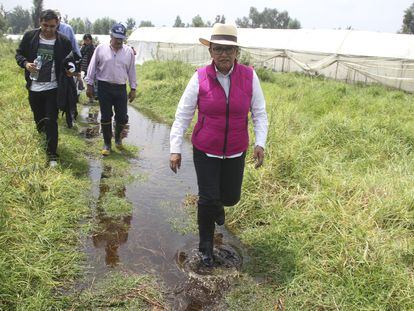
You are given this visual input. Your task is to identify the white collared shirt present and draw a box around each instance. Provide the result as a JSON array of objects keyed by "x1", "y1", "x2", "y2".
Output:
[{"x1": 170, "y1": 65, "x2": 268, "y2": 158}]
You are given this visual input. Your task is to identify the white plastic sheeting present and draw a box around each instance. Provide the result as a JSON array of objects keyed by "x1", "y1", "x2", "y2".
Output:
[{"x1": 128, "y1": 27, "x2": 414, "y2": 92}]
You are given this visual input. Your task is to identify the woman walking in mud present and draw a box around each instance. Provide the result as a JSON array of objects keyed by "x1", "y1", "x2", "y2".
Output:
[{"x1": 169, "y1": 24, "x2": 268, "y2": 267}]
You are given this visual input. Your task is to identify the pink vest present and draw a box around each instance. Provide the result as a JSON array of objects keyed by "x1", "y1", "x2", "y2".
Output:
[{"x1": 191, "y1": 61, "x2": 253, "y2": 156}]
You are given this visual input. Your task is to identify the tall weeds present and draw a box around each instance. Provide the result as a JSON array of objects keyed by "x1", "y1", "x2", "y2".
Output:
[
  {"x1": 0, "y1": 39, "x2": 90, "y2": 310},
  {"x1": 136, "y1": 61, "x2": 414, "y2": 310}
]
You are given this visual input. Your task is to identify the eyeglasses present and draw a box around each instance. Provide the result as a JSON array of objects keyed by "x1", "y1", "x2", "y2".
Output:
[{"x1": 211, "y1": 46, "x2": 237, "y2": 55}]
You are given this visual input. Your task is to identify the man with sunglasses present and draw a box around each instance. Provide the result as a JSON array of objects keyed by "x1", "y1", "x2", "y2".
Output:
[
  {"x1": 85, "y1": 23, "x2": 137, "y2": 156},
  {"x1": 169, "y1": 23, "x2": 268, "y2": 267},
  {"x1": 15, "y1": 9, "x2": 73, "y2": 167}
]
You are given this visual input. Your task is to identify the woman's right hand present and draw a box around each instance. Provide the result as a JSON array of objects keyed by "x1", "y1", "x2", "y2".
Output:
[{"x1": 169, "y1": 153, "x2": 182, "y2": 173}]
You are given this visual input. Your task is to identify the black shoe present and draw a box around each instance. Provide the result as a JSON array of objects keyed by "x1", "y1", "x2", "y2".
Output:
[
  {"x1": 201, "y1": 250, "x2": 214, "y2": 267},
  {"x1": 215, "y1": 207, "x2": 225, "y2": 226}
]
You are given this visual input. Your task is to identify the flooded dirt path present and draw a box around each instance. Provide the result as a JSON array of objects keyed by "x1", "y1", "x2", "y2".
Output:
[{"x1": 80, "y1": 104, "x2": 246, "y2": 310}]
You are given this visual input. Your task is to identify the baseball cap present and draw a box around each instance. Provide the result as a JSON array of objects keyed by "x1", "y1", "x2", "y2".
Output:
[{"x1": 110, "y1": 23, "x2": 127, "y2": 39}]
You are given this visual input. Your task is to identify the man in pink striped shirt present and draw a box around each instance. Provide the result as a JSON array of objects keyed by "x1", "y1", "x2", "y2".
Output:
[{"x1": 85, "y1": 23, "x2": 137, "y2": 155}]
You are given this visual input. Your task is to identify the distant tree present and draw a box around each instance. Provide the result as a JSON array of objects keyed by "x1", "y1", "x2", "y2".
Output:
[
  {"x1": 84, "y1": 18, "x2": 92, "y2": 33},
  {"x1": 6, "y1": 6, "x2": 32, "y2": 33},
  {"x1": 401, "y1": 3, "x2": 414, "y2": 33},
  {"x1": 31, "y1": 0, "x2": 42, "y2": 28},
  {"x1": 191, "y1": 14, "x2": 205, "y2": 27},
  {"x1": 288, "y1": 18, "x2": 301, "y2": 29},
  {"x1": 0, "y1": 5, "x2": 7, "y2": 34},
  {"x1": 173, "y1": 15, "x2": 185, "y2": 27},
  {"x1": 236, "y1": 7, "x2": 301, "y2": 29},
  {"x1": 214, "y1": 15, "x2": 226, "y2": 24},
  {"x1": 69, "y1": 17, "x2": 85, "y2": 33},
  {"x1": 139, "y1": 20, "x2": 154, "y2": 27},
  {"x1": 126, "y1": 17, "x2": 136, "y2": 30},
  {"x1": 93, "y1": 17, "x2": 116, "y2": 34}
]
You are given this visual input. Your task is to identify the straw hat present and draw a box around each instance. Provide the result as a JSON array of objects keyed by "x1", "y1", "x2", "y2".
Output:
[{"x1": 199, "y1": 23, "x2": 240, "y2": 47}]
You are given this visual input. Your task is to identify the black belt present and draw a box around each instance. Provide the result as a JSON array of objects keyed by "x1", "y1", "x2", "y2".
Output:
[{"x1": 98, "y1": 80, "x2": 126, "y2": 87}]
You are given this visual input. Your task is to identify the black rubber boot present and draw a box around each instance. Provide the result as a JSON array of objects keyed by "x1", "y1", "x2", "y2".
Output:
[
  {"x1": 215, "y1": 205, "x2": 225, "y2": 226},
  {"x1": 101, "y1": 122, "x2": 112, "y2": 155},
  {"x1": 114, "y1": 123, "x2": 125, "y2": 149},
  {"x1": 198, "y1": 205, "x2": 215, "y2": 267}
]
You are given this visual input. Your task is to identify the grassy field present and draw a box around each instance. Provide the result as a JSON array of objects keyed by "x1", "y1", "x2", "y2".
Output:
[
  {"x1": 0, "y1": 39, "x2": 91, "y2": 310},
  {"x1": 136, "y1": 61, "x2": 414, "y2": 310},
  {"x1": 0, "y1": 40, "x2": 164, "y2": 310},
  {"x1": 1, "y1": 36, "x2": 413, "y2": 310}
]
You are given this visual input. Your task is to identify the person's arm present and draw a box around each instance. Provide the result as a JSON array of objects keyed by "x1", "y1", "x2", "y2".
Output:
[
  {"x1": 85, "y1": 45, "x2": 99, "y2": 98},
  {"x1": 15, "y1": 32, "x2": 29, "y2": 69},
  {"x1": 127, "y1": 48, "x2": 137, "y2": 102},
  {"x1": 66, "y1": 25, "x2": 81, "y2": 57},
  {"x1": 169, "y1": 72, "x2": 199, "y2": 173},
  {"x1": 251, "y1": 70, "x2": 269, "y2": 168}
]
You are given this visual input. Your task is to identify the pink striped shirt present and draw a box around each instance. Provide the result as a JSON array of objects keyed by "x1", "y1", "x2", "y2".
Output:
[{"x1": 85, "y1": 43, "x2": 137, "y2": 89}]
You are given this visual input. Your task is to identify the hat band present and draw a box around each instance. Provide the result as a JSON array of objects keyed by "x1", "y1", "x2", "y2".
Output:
[{"x1": 210, "y1": 34, "x2": 237, "y2": 42}]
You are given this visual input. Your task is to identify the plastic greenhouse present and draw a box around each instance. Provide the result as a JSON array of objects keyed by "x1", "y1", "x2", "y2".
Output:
[{"x1": 128, "y1": 27, "x2": 414, "y2": 92}]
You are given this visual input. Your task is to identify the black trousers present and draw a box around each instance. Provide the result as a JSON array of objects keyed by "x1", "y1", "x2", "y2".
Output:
[
  {"x1": 193, "y1": 146, "x2": 246, "y2": 252},
  {"x1": 28, "y1": 88, "x2": 58, "y2": 158},
  {"x1": 97, "y1": 80, "x2": 128, "y2": 125}
]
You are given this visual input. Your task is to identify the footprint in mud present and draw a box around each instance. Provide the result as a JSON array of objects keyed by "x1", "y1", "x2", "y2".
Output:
[{"x1": 174, "y1": 233, "x2": 243, "y2": 308}]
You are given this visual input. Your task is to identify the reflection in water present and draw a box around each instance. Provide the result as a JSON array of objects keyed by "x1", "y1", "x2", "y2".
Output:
[
  {"x1": 82, "y1": 105, "x2": 247, "y2": 309},
  {"x1": 92, "y1": 215, "x2": 131, "y2": 267},
  {"x1": 91, "y1": 164, "x2": 132, "y2": 267}
]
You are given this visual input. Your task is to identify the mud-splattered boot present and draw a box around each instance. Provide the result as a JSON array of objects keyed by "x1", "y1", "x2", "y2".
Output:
[
  {"x1": 114, "y1": 123, "x2": 125, "y2": 150},
  {"x1": 198, "y1": 205, "x2": 216, "y2": 267},
  {"x1": 101, "y1": 122, "x2": 112, "y2": 156}
]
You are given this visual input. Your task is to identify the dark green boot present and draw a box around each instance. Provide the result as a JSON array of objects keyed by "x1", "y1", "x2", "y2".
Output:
[
  {"x1": 114, "y1": 123, "x2": 125, "y2": 149},
  {"x1": 101, "y1": 122, "x2": 112, "y2": 156}
]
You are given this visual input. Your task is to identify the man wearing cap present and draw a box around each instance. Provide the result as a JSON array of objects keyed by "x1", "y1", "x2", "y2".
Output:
[
  {"x1": 85, "y1": 23, "x2": 137, "y2": 155},
  {"x1": 169, "y1": 23, "x2": 268, "y2": 267}
]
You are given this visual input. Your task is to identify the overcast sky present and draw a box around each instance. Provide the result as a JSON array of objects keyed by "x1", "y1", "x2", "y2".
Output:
[{"x1": 1, "y1": 0, "x2": 412, "y2": 33}]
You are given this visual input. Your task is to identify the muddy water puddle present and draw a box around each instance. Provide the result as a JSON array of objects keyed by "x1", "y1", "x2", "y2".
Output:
[{"x1": 79, "y1": 104, "x2": 246, "y2": 310}]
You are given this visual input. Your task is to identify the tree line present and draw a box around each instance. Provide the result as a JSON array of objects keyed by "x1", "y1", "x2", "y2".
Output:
[
  {"x1": 0, "y1": 4, "x2": 302, "y2": 35},
  {"x1": 3, "y1": 1, "x2": 414, "y2": 35}
]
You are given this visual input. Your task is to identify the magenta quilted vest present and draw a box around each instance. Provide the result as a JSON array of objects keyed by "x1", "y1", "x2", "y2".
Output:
[{"x1": 191, "y1": 61, "x2": 253, "y2": 156}]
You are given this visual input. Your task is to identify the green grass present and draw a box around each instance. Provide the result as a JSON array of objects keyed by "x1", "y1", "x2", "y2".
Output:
[
  {"x1": 0, "y1": 39, "x2": 91, "y2": 310},
  {"x1": 69, "y1": 271, "x2": 165, "y2": 310},
  {"x1": 0, "y1": 39, "x2": 162, "y2": 310},
  {"x1": 135, "y1": 61, "x2": 414, "y2": 310}
]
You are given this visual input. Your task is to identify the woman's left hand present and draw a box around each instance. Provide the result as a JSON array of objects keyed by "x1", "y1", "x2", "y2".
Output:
[{"x1": 253, "y1": 145, "x2": 264, "y2": 168}]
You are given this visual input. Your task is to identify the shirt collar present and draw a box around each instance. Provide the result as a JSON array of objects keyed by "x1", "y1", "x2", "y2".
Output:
[{"x1": 214, "y1": 64, "x2": 234, "y2": 77}]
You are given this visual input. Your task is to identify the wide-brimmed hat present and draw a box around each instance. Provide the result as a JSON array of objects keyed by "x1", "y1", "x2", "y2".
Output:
[{"x1": 199, "y1": 23, "x2": 240, "y2": 47}]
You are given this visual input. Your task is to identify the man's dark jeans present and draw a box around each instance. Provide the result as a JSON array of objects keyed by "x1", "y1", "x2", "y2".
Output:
[
  {"x1": 97, "y1": 80, "x2": 128, "y2": 125},
  {"x1": 28, "y1": 88, "x2": 58, "y2": 158}
]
